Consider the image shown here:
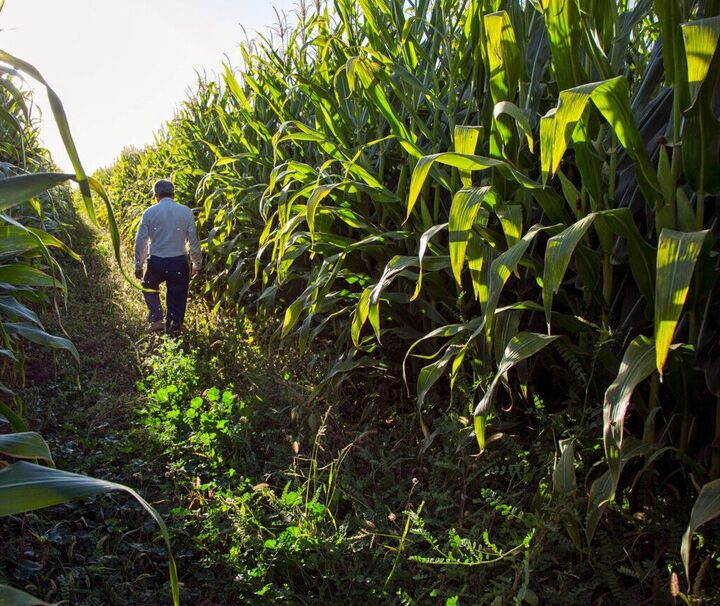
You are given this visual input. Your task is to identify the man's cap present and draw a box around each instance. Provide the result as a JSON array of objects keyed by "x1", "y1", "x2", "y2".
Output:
[{"x1": 153, "y1": 179, "x2": 175, "y2": 198}]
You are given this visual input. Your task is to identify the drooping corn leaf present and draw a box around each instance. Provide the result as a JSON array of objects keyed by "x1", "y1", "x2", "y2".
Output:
[
  {"x1": 4, "y1": 322, "x2": 79, "y2": 363},
  {"x1": 412, "y1": 222, "x2": 448, "y2": 301},
  {"x1": 654, "y1": 229, "x2": 707, "y2": 375},
  {"x1": 407, "y1": 152, "x2": 541, "y2": 220},
  {"x1": 0, "y1": 172, "x2": 75, "y2": 213},
  {"x1": 586, "y1": 438, "x2": 656, "y2": 542},
  {"x1": 542, "y1": 214, "x2": 595, "y2": 329},
  {"x1": 0, "y1": 50, "x2": 95, "y2": 221},
  {"x1": 681, "y1": 478, "x2": 720, "y2": 582},
  {"x1": 603, "y1": 336, "x2": 655, "y2": 484},
  {"x1": 485, "y1": 224, "x2": 560, "y2": 336},
  {"x1": 0, "y1": 264, "x2": 59, "y2": 288},
  {"x1": 0, "y1": 432, "x2": 53, "y2": 465},
  {"x1": 493, "y1": 101, "x2": 534, "y2": 152},
  {"x1": 0, "y1": 461, "x2": 179, "y2": 606},
  {"x1": 540, "y1": 76, "x2": 659, "y2": 202},
  {"x1": 0, "y1": 296, "x2": 41, "y2": 326},
  {"x1": 473, "y1": 332, "x2": 559, "y2": 448}
]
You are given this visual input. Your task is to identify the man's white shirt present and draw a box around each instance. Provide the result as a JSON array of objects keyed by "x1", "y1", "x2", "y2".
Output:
[{"x1": 134, "y1": 197, "x2": 202, "y2": 271}]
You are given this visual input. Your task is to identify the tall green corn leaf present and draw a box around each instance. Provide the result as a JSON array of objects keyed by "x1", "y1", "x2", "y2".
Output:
[
  {"x1": 654, "y1": 229, "x2": 707, "y2": 375},
  {"x1": 681, "y1": 17, "x2": 720, "y2": 193},
  {"x1": 448, "y1": 187, "x2": 496, "y2": 284},
  {"x1": 0, "y1": 51, "x2": 94, "y2": 220}
]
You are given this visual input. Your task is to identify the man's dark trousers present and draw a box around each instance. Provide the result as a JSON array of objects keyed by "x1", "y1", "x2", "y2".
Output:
[{"x1": 142, "y1": 254, "x2": 190, "y2": 336}]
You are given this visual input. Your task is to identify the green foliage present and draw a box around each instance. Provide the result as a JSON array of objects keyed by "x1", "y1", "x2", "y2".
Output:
[{"x1": 102, "y1": 0, "x2": 720, "y2": 601}]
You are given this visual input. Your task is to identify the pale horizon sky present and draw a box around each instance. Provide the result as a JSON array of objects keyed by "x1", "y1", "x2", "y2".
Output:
[{"x1": 1, "y1": 0, "x2": 297, "y2": 173}]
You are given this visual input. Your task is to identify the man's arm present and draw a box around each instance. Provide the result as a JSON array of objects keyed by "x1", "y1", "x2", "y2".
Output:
[
  {"x1": 186, "y1": 211, "x2": 202, "y2": 275},
  {"x1": 134, "y1": 211, "x2": 150, "y2": 278}
]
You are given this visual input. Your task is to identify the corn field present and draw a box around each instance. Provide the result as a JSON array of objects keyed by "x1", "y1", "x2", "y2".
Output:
[
  {"x1": 1, "y1": 0, "x2": 719, "y2": 602},
  {"x1": 102, "y1": 0, "x2": 720, "y2": 592}
]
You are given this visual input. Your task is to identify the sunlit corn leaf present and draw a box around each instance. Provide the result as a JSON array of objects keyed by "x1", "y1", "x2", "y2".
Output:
[
  {"x1": 496, "y1": 203, "x2": 523, "y2": 248},
  {"x1": 403, "y1": 321, "x2": 477, "y2": 389},
  {"x1": 542, "y1": 0, "x2": 583, "y2": 90},
  {"x1": 542, "y1": 214, "x2": 595, "y2": 329},
  {"x1": 484, "y1": 10, "x2": 520, "y2": 103},
  {"x1": 448, "y1": 187, "x2": 496, "y2": 284},
  {"x1": 0, "y1": 221, "x2": 81, "y2": 262},
  {"x1": 0, "y1": 461, "x2": 179, "y2": 606},
  {"x1": 485, "y1": 224, "x2": 560, "y2": 336},
  {"x1": 681, "y1": 478, "x2": 720, "y2": 582},
  {"x1": 407, "y1": 152, "x2": 540, "y2": 220},
  {"x1": 0, "y1": 264, "x2": 59, "y2": 288},
  {"x1": 453, "y1": 126, "x2": 483, "y2": 186},
  {"x1": 0, "y1": 172, "x2": 75, "y2": 213},
  {"x1": 473, "y1": 332, "x2": 559, "y2": 448},
  {"x1": 0, "y1": 50, "x2": 94, "y2": 220},
  {"x1": 412, "y1": 222, "x2": 448, "y2": 301},
  {"x1": 0, "y1": 432, "x2": 53, "y2": 465},
  {"x1": 493, "y1": 101, "x2": 534, "y2": 152},
  {"x1": 540, "y1": 76, "x2": 659, "y2": 202},
  {"x1": 654, "y1": 229, "x2": 707, "y2": 375},
  {"x1": 681, "y1": 16, "x2": 720, "y2": 193}
]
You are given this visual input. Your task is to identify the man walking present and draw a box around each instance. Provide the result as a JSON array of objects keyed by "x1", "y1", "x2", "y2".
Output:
[{"x1": 134, "y1": 179, "x2": 202, "y2": 336}]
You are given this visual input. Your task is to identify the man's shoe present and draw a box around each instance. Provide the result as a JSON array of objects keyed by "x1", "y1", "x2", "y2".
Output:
[{"x1": 148, "y1": 320, "x2": 164, "y2": 333}]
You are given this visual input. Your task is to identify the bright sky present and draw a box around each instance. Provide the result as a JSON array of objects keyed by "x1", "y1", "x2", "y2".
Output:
[{"x1": 0, "y1": 0, "x2": 297, "y2": 173}]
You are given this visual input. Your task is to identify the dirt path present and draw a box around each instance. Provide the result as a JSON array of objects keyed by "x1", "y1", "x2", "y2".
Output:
[{"x1": 0, "y1": 215, "x2": 207, "y2": 605}]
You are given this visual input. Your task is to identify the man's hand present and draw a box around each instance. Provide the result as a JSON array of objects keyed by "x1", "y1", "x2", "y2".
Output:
[{"x1": 135, "y1": 267, "x2": 143, "y2": 280}]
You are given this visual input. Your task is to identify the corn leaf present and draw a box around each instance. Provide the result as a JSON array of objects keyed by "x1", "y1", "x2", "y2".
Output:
[
  {"x1": 552, "y1": 438, "x2": 576, "y2": 496},
  {"x1": 448, "y1": 187, "x2": 497, "y2": 284},
  {"x1": 655, "y1": 229, "x2": 707, "y2": 375},
  {"x1": 473, "y1": 332, "x2": 559, "y2": 447},
  {"x1": 4, "y1": 322, "x2": 79, "y2": 363},
  {"x1": 603, "y1": 336, "x2": 655, "y2": 484},
  {"x1": 0, "y1": 172, "x2": 75, "y2": 213},
  {"x1": 681, "y1": 478, "x2": 720, "y2": 582},
  {"x1": 493, "y1": 101, "x2": 534, "y2": 152},
  {"x1": 0, "y1": 50, "x2": 95, "y2": 221},
  {"x1": 0, "y1": 461, "x2": 179, "y2": 606},
  {"x1": 407, "y1": 152, "x2": 540, "y2": 220},
  {"x1": 0, "y1": 432, "x2": 53, "y2": 465},
  {"x1": 0, "y1": 584, "x2": 57, "y2": 606}
]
